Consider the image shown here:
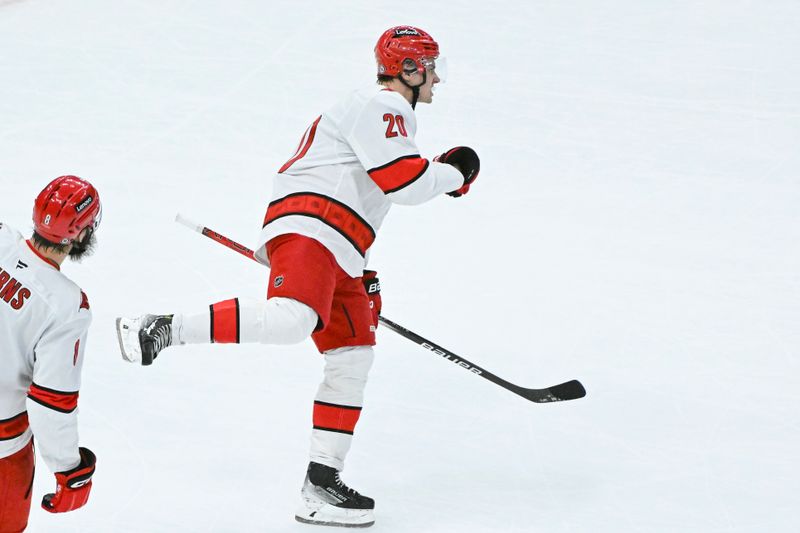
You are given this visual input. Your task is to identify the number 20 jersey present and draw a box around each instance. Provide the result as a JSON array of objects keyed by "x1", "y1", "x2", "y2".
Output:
[{"x1": 255, "y1": 84, "x2": 464, "y2": 277}]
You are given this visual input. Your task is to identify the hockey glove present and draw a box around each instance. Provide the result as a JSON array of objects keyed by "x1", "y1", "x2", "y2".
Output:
[
  {"x1": 362, "y1": 270, "x2": 381, "y2": 328},
  {"x1": 42, "y1": 447, "x2": 96, "y2": 513},
  {"x1": 434, "y1": 146, "x2": 480, "y2": 197}
]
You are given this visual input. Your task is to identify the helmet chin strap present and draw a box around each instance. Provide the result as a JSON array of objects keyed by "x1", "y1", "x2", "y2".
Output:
[{"x1": 399, "y1": 69, "x2": 427, "y2": 110}]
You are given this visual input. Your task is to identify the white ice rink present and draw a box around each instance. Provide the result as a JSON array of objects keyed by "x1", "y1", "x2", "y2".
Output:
[{"x1": 1, "y1": 1, "x2": 799, "y2": 531}]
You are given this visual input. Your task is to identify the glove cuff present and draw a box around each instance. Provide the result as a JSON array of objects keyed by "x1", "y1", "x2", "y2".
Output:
[{"x1": 42, "y1": 447, "x2": 96, "y2": 513}]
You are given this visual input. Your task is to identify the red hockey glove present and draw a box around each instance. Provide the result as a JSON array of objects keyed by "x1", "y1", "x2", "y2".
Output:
[
  {"x1": 434, "y1": 146, "x2": 480, "y2": 197},
  {"x1": 362, "y1": 270, "x2": 381, "y2": 328},
  {"x1": 42, "y1": 447, "x2": 96, "y2": 513}
]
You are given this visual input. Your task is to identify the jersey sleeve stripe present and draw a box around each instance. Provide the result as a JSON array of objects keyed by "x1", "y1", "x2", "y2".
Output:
[
  {"x1": 263, "y1": 193, "x2": 376, "y2": 257},
  {"x1": 27, "y1": 383, "x2": 79, "y2": 414},
  {"x1": 278, "y1": 115, "x2": 322, "y2": 174},
  {"x1": 0, "y1": 411, "x2": 29, "y2": 441},
  {"x1": 312, "y1": 400, "x2": 362, "y2": 435},
  {"x1": 367, "y1": 155, "x2": 430, "y2": 194}
]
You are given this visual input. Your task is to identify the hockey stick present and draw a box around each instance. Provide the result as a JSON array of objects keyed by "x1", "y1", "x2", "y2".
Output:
[
  {"x1": 375, "y1": 316, "x2": 585, "y2": 403},
  {"x1": 174, "y1": 214, "x2": 587, "y2": 403}
]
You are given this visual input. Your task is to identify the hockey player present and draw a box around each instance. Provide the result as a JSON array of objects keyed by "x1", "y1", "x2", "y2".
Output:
[
  {"x1": 116, "y1": 26, "x2": 480, "y2": 528},
  {"x1": 0, "y1": 176, "x2": 100, "y2": 532}
]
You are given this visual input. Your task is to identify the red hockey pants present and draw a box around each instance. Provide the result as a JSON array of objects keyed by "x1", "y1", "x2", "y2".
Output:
[{"x1": 0, "y1": 439, "x2": 34, "y2": 533}]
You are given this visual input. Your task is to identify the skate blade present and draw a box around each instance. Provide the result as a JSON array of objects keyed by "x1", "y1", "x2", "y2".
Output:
[
  {"x1": 295, "y1": 515, "x2": 374, "y2": 528},
  {"x1": 115, "y1": 317, "x2": 142, "y2": 364},
  {"x1": 295, "y1": 504, "x2": 374, "y2": 528}
]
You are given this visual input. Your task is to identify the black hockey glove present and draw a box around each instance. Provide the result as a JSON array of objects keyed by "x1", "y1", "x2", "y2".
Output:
[{"x1": 434, "y1": 146, "x2": 480, "y2": 197}]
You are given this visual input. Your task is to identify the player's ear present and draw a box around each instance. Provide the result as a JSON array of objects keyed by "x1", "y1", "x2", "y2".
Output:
[
  {"x1": 76, "y1": 227, "x2": 91, "y2": 241},
  {"x1": 400, "y1": 70, "x2": 418, "y2": 85}
]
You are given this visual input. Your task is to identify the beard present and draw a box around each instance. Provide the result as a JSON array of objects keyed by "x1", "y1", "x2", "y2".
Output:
[{"x1": 68, "y1": 231, "x2": 97, "y2": 262}]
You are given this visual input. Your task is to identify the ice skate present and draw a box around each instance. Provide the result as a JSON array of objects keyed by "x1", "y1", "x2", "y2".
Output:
[
  {"x1": 116, "y1": 314, "x2": 173, "y2": 366},
  {"x1": 295, "y1": 462, "x2": 375, "y2": 528}
]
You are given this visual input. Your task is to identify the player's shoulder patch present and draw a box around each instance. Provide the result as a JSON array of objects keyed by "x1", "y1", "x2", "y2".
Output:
[{"x1": 79, "y1": 290, "x2": 90, "y2": 311}]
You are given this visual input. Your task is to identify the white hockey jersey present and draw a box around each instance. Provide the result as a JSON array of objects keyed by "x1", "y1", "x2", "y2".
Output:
[
  {"x1": 0, "y1": 223, "x2": 89, "y2": 473},
  {"x1": 255, "y1": 84, "x2": 464, "y2": 277}
]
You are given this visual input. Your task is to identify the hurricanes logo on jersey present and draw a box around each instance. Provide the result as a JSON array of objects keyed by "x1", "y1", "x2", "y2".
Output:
[{"x1": 274, "y1": 275, "x2": 284, "y2": 288}]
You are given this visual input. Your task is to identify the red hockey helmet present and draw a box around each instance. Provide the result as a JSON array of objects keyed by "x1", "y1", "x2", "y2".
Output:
[
  {"x1": 33, "y1": 176, "x2": 102, "y2": 245},
  {"x1": 374, "y1": 26, "x2": 440, "y2": 77}
]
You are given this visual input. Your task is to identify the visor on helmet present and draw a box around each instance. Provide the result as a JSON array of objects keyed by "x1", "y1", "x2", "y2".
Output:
[
  {"x1": 402, "y1": 56, "x2": 447, "y2": 82},
  {"x1": 427, "y1": 56, "x2": 447, "y2": 82}
]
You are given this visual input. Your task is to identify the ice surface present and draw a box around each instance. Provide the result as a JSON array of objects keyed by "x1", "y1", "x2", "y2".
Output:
[{"x1": 1, "y1": 1, "x2": 798, "y2": 531}]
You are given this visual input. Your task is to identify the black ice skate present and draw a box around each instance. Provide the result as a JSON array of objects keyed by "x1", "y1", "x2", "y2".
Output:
[
  {"x1": 295, "y1": 462, "x2": 375, "y2": 528},
  {"x1": 115, "y1": 314, "x2": 173, "y2": 366}
]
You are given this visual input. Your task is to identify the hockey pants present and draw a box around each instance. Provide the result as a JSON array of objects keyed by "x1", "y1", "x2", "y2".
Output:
[{"x1": 0, "y1": 438, "x2": 34, "y2": 533}]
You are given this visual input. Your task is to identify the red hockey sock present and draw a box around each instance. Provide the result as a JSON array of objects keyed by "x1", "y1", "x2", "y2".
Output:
[{"x1": 210, "y1": 298, "x2": 240, "y2": 343}]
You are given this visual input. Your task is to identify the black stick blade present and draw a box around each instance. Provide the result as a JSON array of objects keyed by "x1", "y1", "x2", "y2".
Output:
[{"x1": 517, "y1": 380, "x2": 587, "y2": 403}]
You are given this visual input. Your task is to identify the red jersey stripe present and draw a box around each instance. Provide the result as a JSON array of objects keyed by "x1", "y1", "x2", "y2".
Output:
[
  {"x1": 313, "y1": 401, "x2": 362, "y2": 434},
  {"x1": 263, "y1": 193, "x2": 375, "y2": 257},
  {"x1": 279, "y1": 115, "x2": 322, "y2": 174},
  {"x1": 368, "y1": 155, "x2": 429, "y2": 194},
  {"x1": 0, "y1": 412, "x2": 29, "y2": 441},
  {"x1": 27, "y1": 383, "x2": 79, "y2": 413}
]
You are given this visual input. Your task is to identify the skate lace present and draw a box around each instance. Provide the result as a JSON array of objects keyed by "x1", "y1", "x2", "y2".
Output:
[
  {"x1": 146, "y1": 319, "x2": 172, "y2": 353},
  {"x1": 333, "y1": 472, "x2": 360, "y2": 497}
]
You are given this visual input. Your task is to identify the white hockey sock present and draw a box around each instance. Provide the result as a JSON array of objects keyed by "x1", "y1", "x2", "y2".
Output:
[
  {"x1": 309, "y1": 345, "x2": 375, "y2": 471},
  {"x1": 172, "y1": 297, "x2": 317, "y2": 345}
]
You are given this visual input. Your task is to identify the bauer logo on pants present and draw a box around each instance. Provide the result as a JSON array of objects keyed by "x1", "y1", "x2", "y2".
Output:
[{"x1": 274, "y1": 275, "x2": 284, "y2": 288}]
